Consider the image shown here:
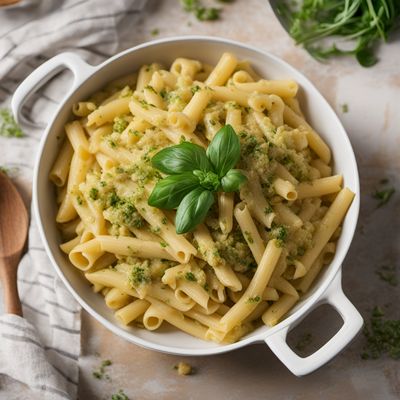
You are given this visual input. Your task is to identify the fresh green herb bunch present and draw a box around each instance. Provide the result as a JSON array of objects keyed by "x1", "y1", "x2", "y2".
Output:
[
  {"x1": 148, "y1": 125, "x2": 247, "y2": 234},
  {"x1": 278, "y1": 0, "x2": 400, "y2": 67}
]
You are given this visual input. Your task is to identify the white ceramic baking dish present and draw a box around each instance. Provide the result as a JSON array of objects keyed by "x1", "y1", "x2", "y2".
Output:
[{"x1": 12, "y1": 36, "x2": 363, "y2": 376}]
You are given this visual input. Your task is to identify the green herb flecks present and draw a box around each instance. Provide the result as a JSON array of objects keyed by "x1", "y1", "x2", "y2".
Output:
[
  {"x1": 181, "y1": 0, "x2": 227, "y2": 21},
  {"x1": 372, "y1": 182, "x2": 395, "y2": 207},
  {"x1": 278, "y1": 0, "x2": 400, "y2": 67},
  {"x1": 151, "y1": 28, "x2": 160, "y2": 36},
  {"x1": 92, "y1": 359, "x2": 112, "y2": 380},
  {"x1": 185, "y1": 272, "x2": 197, "y2": 282},
  {"x1": 89, "y1": 188, "x2": 99, "y2": 201},
  {"x1": 246, "y1": 295, "x2": 261, "y2": 304},
  {"x1": 129, "y1": 262, "x2": 151, "y2": 287},
  {"x1": 341, "y1": 103, "x2": 349, "y2": 113},
  {"x1": 375, "y1": 265, "x2": 398, "y2": 286},
  {"x1": 111, "y1": 389, "x2": 129, "y2": 400},
  {"x1": 0, "y1": 109, "x2": 24, "y2": 138},
  {"x1": 148, "y1": 125, "x2": 247, "y2": 234},
  {"x1": 113, "y1": 117, "x2": 128, "y2": 133},
  {"x1": 361, "y1": 307, "x2": 400, "y2": 360}
]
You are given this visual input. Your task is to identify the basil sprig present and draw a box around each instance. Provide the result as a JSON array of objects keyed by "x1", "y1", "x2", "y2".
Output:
[{"x1": 148, "y1": 124, "x2": 247, "y2": 234}]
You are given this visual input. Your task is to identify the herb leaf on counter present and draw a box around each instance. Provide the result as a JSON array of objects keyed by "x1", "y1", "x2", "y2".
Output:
[{"x1": 0, "y1": 109, "x2": 24, "y2": 138}]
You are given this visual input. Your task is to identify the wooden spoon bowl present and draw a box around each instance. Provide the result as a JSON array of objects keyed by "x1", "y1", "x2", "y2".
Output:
[{"x1": 0, "y1": 171, "x2": 29, "y2": 315}]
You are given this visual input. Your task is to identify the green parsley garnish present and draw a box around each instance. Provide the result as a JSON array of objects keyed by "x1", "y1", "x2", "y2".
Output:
[
  {"x1": 372, "y1": 184, "x2": 395, "y2": 207},
  {"x1": 246, "y1": 295, "x2": 261, "y2": 304},
  {"x1": 341, "y1": 103, "x2": 349, "y2": 113},
  {"x1": 111, "y1": 389, "x2": 129, "y2": 400},
  {"x1": 181, "y1": 0, "x2": 222, "y2": 21},
  {"x1": 185, "y1": 272, "x2": 197, "y2": 282},
  {"x1": 92, "y1": 359, "x2": 112, "y2": 380},
  {"x1": 113, "y1": 117, "x2": 128, "y2": 133},
  {"x1": 0, "y1": 109, "x2": 24, "y2": 138},
  {"x1": 362, "y1": 307, "x2": 400, "y2": 359},
  {"x1": 278, "y1": 0, "x2": 400, "y2": 67},
  {"x1": 151, "y1": 28, "x2": 159, "y2": 36},
  {"x1": 89, "y1": 188, "x2": 99, "y2": 200},
  {"x1": 148, "y1": 125, "x2": 247, "y2": 234},
  {"x1": 129, "y1": 264, "x2": 151, "y2": 287}
]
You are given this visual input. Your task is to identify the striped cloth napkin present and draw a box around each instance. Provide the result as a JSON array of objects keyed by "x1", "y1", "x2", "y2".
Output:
[{"x1": 0, "y1": 0, "x2": 147, "y2": 398}]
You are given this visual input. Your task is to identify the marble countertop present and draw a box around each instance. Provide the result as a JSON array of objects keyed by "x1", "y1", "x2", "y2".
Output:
[{"x1": 3, "y1": 0, "x2": 400, "y2": 399}]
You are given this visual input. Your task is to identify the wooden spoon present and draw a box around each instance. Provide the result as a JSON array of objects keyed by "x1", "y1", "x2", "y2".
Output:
[{"x1": 0, "y1": 171, "x2": 29, "y2": 315}]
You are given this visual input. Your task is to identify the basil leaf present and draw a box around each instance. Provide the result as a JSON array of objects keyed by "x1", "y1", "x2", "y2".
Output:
[
  {"x1": 175, "y1": 187, "x2": 214, "y2": 234},
  {"x1": 221, "y1": 169, "x2": 247, "y2": 192},
  {"x1": 206, "y1": 124, "x2": 240, "y2": 178},
  {"x1": 148, "y1": 172, "x2": 200, "y2": 209},
  {"x1": 152, "y1": 142, "x2": 212, "y2": 175}
]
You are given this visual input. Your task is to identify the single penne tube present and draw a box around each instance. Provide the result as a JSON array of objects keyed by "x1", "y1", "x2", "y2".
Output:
[
  {"x1": 283, "y1": 96, "x2": 304, "y2": 117},
  {"x1": 59, "y1": 235, "x2": 80, "y2": 254},
  {"x1": 300, "y1": 187, "x2": 354, "y2": 272},
  {"x1": 87, "y1": 97, "x2": 130, "y2": 127},
  {"x1": 143, "y1": 304, "x2": 164, "y2": 330},
  {"x1": 129, "y1": 97, "x2": 168, "y2": 127},
  {"x1": 209, "y1": 85, "x2": 250, "y2": 107},
  {"x1": 147, "y1": 298, "x2": 208, "y2": 340},
  {"x1": 191, "y1": 300, "x2": 221, "y2": 316},
  {"x1": 234, "y1": 202, "x2": 265, "y2": 264},
  {"x1": 89, "y1": 125, "x2": 113, "y2": 153},
  {"x1": 69, "y1": 236, "x2": 175, "y2": 269},
  {"x1": 115, "y1": 299, "x2": 150, "y2": 325},
  {"x1": 219, "y1": 240, "x2": 282, "y2": 332},
  {"x1": 273, "y1": 178, "x2": 298, "y2": 201},
  {"x1": 85, "y1": 269, "x2": 139, "y2": 297},
  {"x1": 171, "y1": 58, "x2": 202, "y2": 78},
  {"x1": 72, "y1": 101, "x2": 97, "y2": 117},
  {"x1": 232, "y1": 70, "x2": 254, "y2": 84},
  {"x1": 95, "y1": 152, "x2": 116, "y2": 171},
  {"x1": 225, "y1": 107, "x2": 241, "y2": 132},
  {"x1": 50, "y1": 139, "x2": 73, "y2": 187},
  {"x1": 183, "y1": 89, "x2": 212, "y2": 126},
  {"x1": 143, "y1": 85, "x2": 165, "y2": 109},
  {"x1": 297, "y1": 175, "x2": 343, "y2": 199},
  {"x1": 218, "y1": 192, "x2": 234, "y2": 235},
  {"x1": 262, "y1": 294, "x2": 298, "y2": 326},
  {"x1": 65, "y1": 121, "x2": 90, "y2": 160},
  {"x1": 273, "y1": 203, "x2": 303, "y2": 230},
  {"x1": 105, "y1": 287, "x2": 132, "y2": 309},
  {"x1": 283, "y1": 105, "x2": 331, "y2": 164},
  {"x1": 205, "y1": 268, "x2": 227, "y2": 303},
  {"x1": 233, "y1": 79, "x2": 298, "y2": 98},
  {"x1": 205, "y1": 52, "x2": 238, "y2": 86},
  {"x1": 136, "y1": 63, "x2": 162, "y2": 91}
]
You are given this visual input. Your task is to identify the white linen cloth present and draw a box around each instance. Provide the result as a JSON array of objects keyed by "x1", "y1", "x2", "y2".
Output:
[{"x1": 0, "y1": 0, "x2": 147, "y2": 398}]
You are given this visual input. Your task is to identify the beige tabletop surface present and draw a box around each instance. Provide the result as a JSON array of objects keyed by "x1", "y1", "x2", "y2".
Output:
[{"x1": 2, "y1": 0, "x2": 400, "y2": 399}]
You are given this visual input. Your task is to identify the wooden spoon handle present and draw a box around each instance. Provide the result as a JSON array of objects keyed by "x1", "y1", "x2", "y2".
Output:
[{"x1": 0, "y1": 257, "x2": 23, "y2": 316}]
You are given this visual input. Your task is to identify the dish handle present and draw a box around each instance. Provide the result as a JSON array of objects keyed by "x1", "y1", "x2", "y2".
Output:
[
  {"x1": 11, "y1": 52, "x2": 95, "y2": 127},
  {"x1": 264, "y1": 269, "x2": 363, "y2": 376}
]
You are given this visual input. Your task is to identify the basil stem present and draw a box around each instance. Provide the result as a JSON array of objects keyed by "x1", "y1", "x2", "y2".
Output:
[
  {"x1": 206, "y1": 124, "x2": 240, "y2": 178},
  {"x1": 151, "y1": 142, "x2": 212, "y2": 175},
  {"x1": 147, "y1": 172, "x2": 200, "y2": 209},
  {"x1": 175, "y1": 187, "x2": 214, "y2": 234}
]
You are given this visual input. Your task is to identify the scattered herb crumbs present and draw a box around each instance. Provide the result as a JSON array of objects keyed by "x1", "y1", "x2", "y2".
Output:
[
  {"x1": 341, "y1": 103, "x2": 349, "y2": 113},
  {"x1": 89, "y1": 187, "x2": 99, "y2": 200},
  {"x1": 0, "y1": 109, "x2": 24, "y2": 138},
  {"x1": 92, "y1": 359, "x2": 112, "y2": 380},
  {"x1": 174, "y1": 361, "x2": 193, "y2": 375},
  {"x1": 76, "y1": 196, "x2": 83, "y2": 206},
  {"x1": 109, "y1": 139, "x2": 117, "y2": 148},
  {"x1": 362, "y1": 307, "x2": 400, "y2": 360},
  {"x1": 181, "y1": 0, "x2": 221, "y2": 21},
  {"x1": 151, "y1": 28, "x2": 159, "y2": 36},
  {"x1": 191, "y1": 85, "x2": 201, "y2": 94},
  {"x1": 161, "y1": 217, "x2": 167, "y2": 225},
  {"x1": 295, "y1": 333, "x2": 313, "y2": 351},
  {"x1": 113, "y1": 117, "x2": 128, "y2": 133},
  {"x1": 244, "y1": 231, "x2": 254, "y2": 244},
  {"x1": 264, "y1": 206, "x2": 273, "y2": 214},
  {"x1": 160, "y1": 241, "x2": 168, "y2": 248},
  {"x1": 372, "y1": 186, "x2": 395, "y2": 208},
  {"x1": 111, "y1": 389, "x2": 129, "y2": 400},
  {"x1": 185, "y1": 272, "x2": 197, "y2": 282},
  {"x1": 246, "y1": 295, "x2": 260, "y2": 304},
  {"x1": 376, "y1": 265, "x2": 398, "y2": 287}
]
